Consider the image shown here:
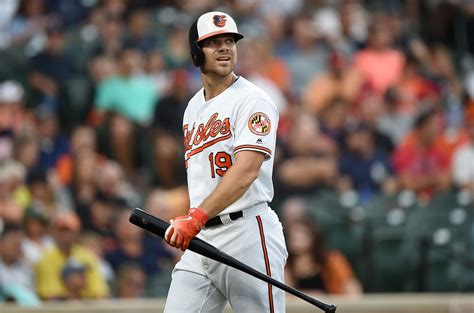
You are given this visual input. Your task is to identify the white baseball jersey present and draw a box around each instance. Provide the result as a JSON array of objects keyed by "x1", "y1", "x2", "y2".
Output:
[{"x1": 183, "y1": 76, "x2": 279, "y2": 214}]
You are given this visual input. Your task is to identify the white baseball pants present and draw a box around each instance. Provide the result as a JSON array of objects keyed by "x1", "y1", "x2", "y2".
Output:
[{"x1": 164, "y1": 205, "x2": 288, "y2": 313}]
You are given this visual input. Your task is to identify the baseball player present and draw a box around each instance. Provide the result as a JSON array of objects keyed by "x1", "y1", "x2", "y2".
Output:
[{"x1": 163, "y1": 11, "x2": 288, "y2": 313}]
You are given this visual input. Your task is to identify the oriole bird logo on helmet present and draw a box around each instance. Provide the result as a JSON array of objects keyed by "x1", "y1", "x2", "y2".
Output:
[{"x1": 213, "y1": 15, "x2": 227, "y2": 27}]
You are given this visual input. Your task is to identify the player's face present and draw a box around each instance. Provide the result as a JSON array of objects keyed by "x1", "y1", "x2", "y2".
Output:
[{"x1": 201, "y1": 34, "x2": 237, "y2": 77}]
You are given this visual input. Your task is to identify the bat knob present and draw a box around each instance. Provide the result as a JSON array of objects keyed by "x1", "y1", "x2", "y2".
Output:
[{"x1": 325, "y1": 304, "x2": 337, "y2": 313}]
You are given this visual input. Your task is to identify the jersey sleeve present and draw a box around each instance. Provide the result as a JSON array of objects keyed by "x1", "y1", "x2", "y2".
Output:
[{"x1": 233, "y1": 97, "x2": 279, "y2": 160}]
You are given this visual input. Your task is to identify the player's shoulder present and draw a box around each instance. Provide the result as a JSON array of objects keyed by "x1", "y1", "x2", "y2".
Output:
[
  {"x1": 188, "y1": 87, "x2": 205, "y2": 105},
  {"x1": 233, "y1": 77, "x2": 277, "y2": 109}
]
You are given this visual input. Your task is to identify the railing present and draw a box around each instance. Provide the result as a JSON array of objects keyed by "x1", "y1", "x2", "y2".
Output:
[{"x1": 1, "y1": 294, "x2": 473, "y2": 313}]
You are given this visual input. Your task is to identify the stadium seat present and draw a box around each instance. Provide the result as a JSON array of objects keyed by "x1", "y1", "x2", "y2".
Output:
[
  {"x1": 408, "y1": 191, "x2": 474, "y2": 292},
  {"x1": 361, "y1": 191, "x2": 419, "y2": 292}
]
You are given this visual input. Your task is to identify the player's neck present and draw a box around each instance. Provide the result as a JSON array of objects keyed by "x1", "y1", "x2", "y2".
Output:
[{"x1": 202, "y1": 72, "x2": 238, "y2": 101}]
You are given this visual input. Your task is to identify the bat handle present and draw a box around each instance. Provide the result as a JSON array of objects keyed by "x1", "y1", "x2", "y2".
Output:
[{"x1": 325, "y1": 304, "x2": 337, "y2": 313}]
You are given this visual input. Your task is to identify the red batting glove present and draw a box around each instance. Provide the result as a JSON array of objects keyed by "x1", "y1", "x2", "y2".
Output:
[{"x1": 165, "y1": 208, "x2": 208, "y2": 251}]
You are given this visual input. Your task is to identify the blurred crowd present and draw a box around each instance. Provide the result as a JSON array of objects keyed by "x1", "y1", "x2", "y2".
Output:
[{"x1": 1, "y1": 0, "x2": 474, "y2": 304}]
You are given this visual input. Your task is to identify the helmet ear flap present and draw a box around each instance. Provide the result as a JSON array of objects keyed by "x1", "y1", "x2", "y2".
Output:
[
  {"x1": 191, "y1": 41, "x2": 204, "y2": 67},
  {"x1": 189, "y1": 19, "x2": 204, "y2": 67}
]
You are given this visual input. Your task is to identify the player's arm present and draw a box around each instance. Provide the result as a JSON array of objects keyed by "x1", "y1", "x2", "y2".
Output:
[
  {"x1": 165, "y1": 150, "x2": 265, "y2": 251},
  {"x1": 199, "y1": 150, "x2": 265, "y2": 217}
]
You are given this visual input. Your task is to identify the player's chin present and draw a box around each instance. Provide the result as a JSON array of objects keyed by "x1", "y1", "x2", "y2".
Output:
[{"x1": 215, "y1": 63, "x2": 234, "y2": 75}]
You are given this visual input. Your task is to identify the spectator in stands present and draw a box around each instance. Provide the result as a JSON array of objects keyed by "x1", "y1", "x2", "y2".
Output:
[
  {"x1": 0, "y1": 225, "x2": 36, "y2": 295},
  {"x1": 3, "y1": 0, "x2": 49, "y2": 48},
  {"x1": 101, "y1": 0, "x2": 127, "y2": 21},
  {"x1": 77, "y1": 191, "x2": 122, "y2": 239},
  {"x1": 276, "y1": 112, "x2": 338, "y2": 197},
  {"x1": 94, "y1": 48, "x2": 158, "y2": 178},
  {"x1": 94, "y1": 18, "x2": 124, "y2": 58},
  {"x1": 13, "y1": 131, "x2": 39, "y2": 174},
  {"x1": 34, "y1": 106, "x2": 70, "y2": 173},
  {"x1": 151, "y1": 69, "x2": 190, "y2": 188},
  {"x1": 105, "y1": 209, "x2": 171, "y2": 278},
  {"x1": 357, "y1": 95, "x2": 395, "y2": 153},
  {"x1": 0, "y1": 81, "x2": 31, "y2": 160},
  {"x1": 430, "y1": 45, "x2": 464, "y2": 120},
  {"x1": 285, "y1": 219, "x2": 362, "y2": 295},
  {"x1": 262, "y1": 13, "x2": 293, "y2": 58},
  {"x1": 143, "y1": 188, "x2": 186, "y2": 290},
  {"x1": 27, "y1": 169, "x2": 73, "y2": 219},
  {"x1": 354, "y1": 21, "x2": 405, "y2": 95},
  {"x1": 80, "y1": 232, "x2": 115, "y2": 284},
  {"x1": 377, "y1": 86, "x2": 413, "y2": 145},
  {"x1": 279, "y1": 196, "x2": 310, "y2": 227},
  {"x1": 28, "y1": 20, "x2": 75, "y2": 129},
  {"x1": 145, "y1": 50, "x2": 169, "y2": 96},
  {"x1": 124, "y1": 9, "x2": 155, "y2": 53},
  {"x1": 338, "y1": 123, "x2": 396, "y2": 202},
  {"x1": 0, "y1": 159, "x2": 29, "y2": 224},
  {"x1": 60, "y1": 260, "x2": 87, "y2": 300},
  {"x1": 162, "y1": 26, "x2": 189, "y2": 69},
  {"x1": 452, "y1": 108, "x2": 474, "y2": 192},
  {"x1": 35, "y1": 211, "x2": 109, "y2": 300},
  {"x1": 319, "y1": 97, "x2": 349, "y2": 146},
  {"x1": 396, "y1": 53, "x2": 440, "y2": 117},
  {"x1": 253, "y1": 38, "x2": 292, "y2": 97},
  {"x1": 283, "y1": 11, "x2": 328, "y2": 97},
  {"x1": 94, "y1": 160, "x2": 140, "y2": 207},
  {"x1": 393, "y1": 107, "x2": 452, "y2": 200},
  {"x1": 303, "y1": 50, "x2": 363, "y2": 116},
  {"x1": 69, "y1": 149, "x2": 99, "y2": 208},
  {"x1": 21, "y1": 206, "x2": 54, "y2": 266},
  {"x1": 338, "y1": 0, "x2": 369, "y2": 53},
  {"x1": 114, "y1": 263, "x2": 146, "y2": 298},
  {"x1": 55, "y1": 125, "x2": 99, "y2": 186}
]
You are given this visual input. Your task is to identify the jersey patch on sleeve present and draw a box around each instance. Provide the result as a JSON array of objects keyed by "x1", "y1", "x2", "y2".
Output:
[{"x1": 248, "y1": 112, "x2": 271, "y2": 136}]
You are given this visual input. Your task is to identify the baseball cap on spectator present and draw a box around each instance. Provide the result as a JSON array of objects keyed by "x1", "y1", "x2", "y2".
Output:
[
  {"x1": 61, "y1": 259, "x2": 86, "y2": 279},
  {"x1": 0, "y1": 81, "x2": 24, "y2": 104},
  {"x1": 52, "y1": 212, "x2": 81, "y2": 232},
  {"x1": 23, "y1": 206, "x2": 49, "y2": 225}
]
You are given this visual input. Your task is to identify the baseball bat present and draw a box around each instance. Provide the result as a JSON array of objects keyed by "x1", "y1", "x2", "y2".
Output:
[{"x1": 129, "y1": 208, "x2": 337, "y2": 313}]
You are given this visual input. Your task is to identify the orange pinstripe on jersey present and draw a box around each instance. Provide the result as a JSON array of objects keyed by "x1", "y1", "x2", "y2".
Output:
[{"x1": 257, "y1": 215, "x2": 274, "y2": 313}]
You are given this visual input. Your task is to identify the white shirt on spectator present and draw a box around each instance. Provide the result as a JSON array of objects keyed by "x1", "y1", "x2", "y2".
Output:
[
  {"x1": 0, "y1": 259, "x2": 35, "y2": 293},
  {"x1": 21, "y1": 236, "x2": 54, "y2": 266},
  {"x1": 452, "y1": 143, "x2": 474, "y2": 187}
]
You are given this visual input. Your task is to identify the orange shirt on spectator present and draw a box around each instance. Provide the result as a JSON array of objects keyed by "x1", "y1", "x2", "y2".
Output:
[
  {"x1": 393, "y1": 135, "x2": 451, "y2": 198},
  {"x1": 321, "y1": 250, "x2": 358, "y2": 294},
  {"x1": 355, "y1": 50, "x2": 405, "y2": 95}
]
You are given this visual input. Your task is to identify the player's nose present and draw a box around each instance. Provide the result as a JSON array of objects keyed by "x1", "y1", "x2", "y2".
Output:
[
  {"x1": 216, "y1": 39, "x2": 232, "y2": 51},
  {"x1": 217, "y1": 44, "x2": 230, "y2": 52}
]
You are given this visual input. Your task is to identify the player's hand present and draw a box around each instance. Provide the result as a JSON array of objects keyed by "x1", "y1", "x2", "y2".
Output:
[{"x1": 165, "y1": 208, "x2": 208, "y2": 251}]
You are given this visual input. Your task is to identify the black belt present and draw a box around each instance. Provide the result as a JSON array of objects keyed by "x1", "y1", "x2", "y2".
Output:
[{"x1": 205, "y1": 211, "x2": 244, "y2": 228}]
